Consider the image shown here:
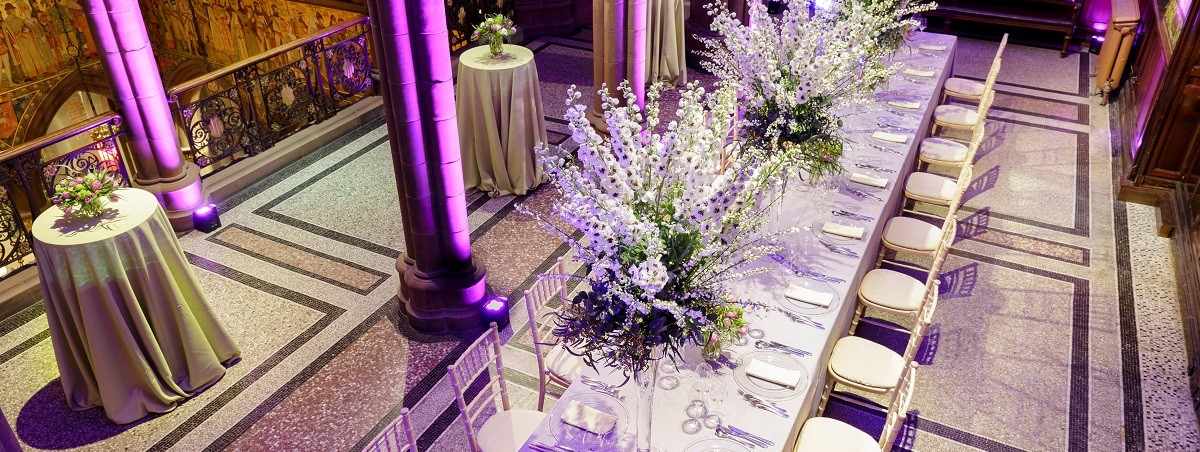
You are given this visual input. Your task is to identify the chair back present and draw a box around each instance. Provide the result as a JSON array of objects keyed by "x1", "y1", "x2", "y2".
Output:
[
  {"x1": 448, "y1": 323, "x2": 510, "y2": 452},
  {"x1": 976, "y1": 89, "x2": 996, "y2": 122},
  {"x1": 880, "y1": 361, "x2": 920, "y2": 452},
  {"x1": 524, "y1": 257, "x2": 567, "y2": 410},
  {"x1": 983, "y1": 58, "x2": 1002, "y2": 92},
  {"x1": 964, "y1": 123, "x2": 987, "y2": 165},
  {"x1": 363, "y1": 407, "x2": 418, "y2": 452},
  {"x1": 996, "y1": 33, "x2": 1010, "y2": 59}
]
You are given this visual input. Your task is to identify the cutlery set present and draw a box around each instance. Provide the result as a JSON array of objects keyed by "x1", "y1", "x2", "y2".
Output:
[
  {"x1": 844, "y1": 185, "x2": 884, "y2": 202},
  {"x1": 774, "y1": 308, "x2": 825, "y2": 329},
  {"x1": 819, "y1": 239, "x2": 859, "y2": 258},
  {"x1": 754, "y1": 340, "x2": 811, "y2": 357},
  {"x1": 529, "y1": 443, "x2": 577, "y2": 452},
  {"x1": 768, "y1": 252, "x2": 845, "y2": 284},
  {"x1": 715, "y1": 423, "x2": 775, "y2": 448},
  {"x1": 580, "y1": 376, "x2": 625, "y2": 400},
  {"x1": 738, "y1": 389, "x2": 789, "y2": 418},
  {"x1": 868, "y1": 142, "x2": 903, "y2": 155},
  {"x1": 833, "y1": 209, "x2": 874, "y2": 222}
]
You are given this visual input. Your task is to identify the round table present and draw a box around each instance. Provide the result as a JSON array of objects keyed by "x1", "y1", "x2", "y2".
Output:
[
  {"x1": 457, "y1": 44, "x2": 548, "y2": 197},
  {"x1": 31, "y1": 188, "x2": 240, "y2": 424},
  {"x1": 647, "y1": 0, "x2": 687, "y2": 86}
]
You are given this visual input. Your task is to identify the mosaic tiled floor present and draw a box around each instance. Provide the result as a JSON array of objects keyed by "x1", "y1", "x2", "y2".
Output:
[{"x1": 0, "y1": 31, "x2": 1196, "y2": 452}]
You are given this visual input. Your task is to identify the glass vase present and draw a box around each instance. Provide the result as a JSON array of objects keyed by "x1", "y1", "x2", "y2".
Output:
[
  {"x1": 488, "y1": 37, "x2": 505, "y2": 58},
  {"x1": 633, "y1": 351, "x2": 661, "y2": 452}
]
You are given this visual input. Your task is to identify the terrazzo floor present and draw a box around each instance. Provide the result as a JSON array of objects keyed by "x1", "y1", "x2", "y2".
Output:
[{"x1": 0, "y1": 30, "x2": 1195, "y2": 452}]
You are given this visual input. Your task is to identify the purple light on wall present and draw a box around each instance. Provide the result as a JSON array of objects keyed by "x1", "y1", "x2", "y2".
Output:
[
  {"x1": 1092, "y1": 22, "x2": 1107, "y2": 31},
  {"x1": 483, "y1": 297, "x2": 506, "y2": 312}
]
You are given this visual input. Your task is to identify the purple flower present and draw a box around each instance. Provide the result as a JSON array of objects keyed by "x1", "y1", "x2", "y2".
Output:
[
  {"x1": 91, "y1": 181, "x2": 103, "y2": 190},
  {"x1": 84, "y1": 197, "x2": 93, "y2": 203},
  {"x1": 74, "y1": 177, "x2": 83, "y2": 184},
  {"x1": 109, "y1": 194, "x2": 119, "y2": 202}
]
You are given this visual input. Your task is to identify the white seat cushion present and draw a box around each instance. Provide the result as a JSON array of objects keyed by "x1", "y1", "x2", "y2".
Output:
[
  {"x1": 859, "y1": 268, "x2": 925, "y2": 311},
  {"x1": 478, "y1": 409, "x2": 548, "y2": 452},
  {"x1": 545, "y1": 343, "x2": 584, "y2": 382},
  {"x1": 934, "y1": 104, "x2": 982, "y2": 126},
  {"x1": 905, "y1": 172, "x2": 958, "y2": 203},
  {"x1": 919, "y1": 137, "x2": 968, "y2": 163},
  {"x1": 883, "y1": 217, "x2": 942, "y2": 252},
  {"x1": 794, "y1": 417, "x2": 882, "y2": 452},
  {"x1": 829, "y1": 336, "x2": 906, "y2": 389},
  {"x1": 943, "y1": 77, "x2": 986, "y2": 97}
]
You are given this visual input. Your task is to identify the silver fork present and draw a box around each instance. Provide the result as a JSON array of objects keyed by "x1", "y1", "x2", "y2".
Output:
[
  {"x1": 726, "y1": 424, "x2": 775, "y2": 447},
  {"x1": 845, "y1": 186, "x2": 884, "y2": 202},
  {"x1": 854, "y1": 162, "x2": 896, "y2": 173}
]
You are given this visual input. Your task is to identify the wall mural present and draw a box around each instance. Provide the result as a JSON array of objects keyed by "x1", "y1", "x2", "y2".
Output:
[{"x1": 0, "y1": 0, "x2": 359, "y2": 150}]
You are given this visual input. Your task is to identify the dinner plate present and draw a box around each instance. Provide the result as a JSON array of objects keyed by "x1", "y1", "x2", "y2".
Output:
[
  {"x1": 549, "y1": 392, "x2": 629, "y2": 449},
  {"x1": 683, "y1": 437, "x2": 753, "y2": 452},
  {"x1": 733, "y1": 350, "x2": 809, "y2": 400},
  {"x1": 778, "y1": 279, "x2": 840, "y2": 316},
  {"x1": 810, "y1": 215, "x2": 866, "y2": 244}
]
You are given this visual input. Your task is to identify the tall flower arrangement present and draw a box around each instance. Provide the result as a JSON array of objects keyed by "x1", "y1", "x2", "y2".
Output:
[
  {"x1": 701, "y1": 0, "x2": 926, "y2": 180},
  {"x1": 521, "y1": 83, "x2": 799, "y2": 375},
  {"x1": 856, "y1": 0, "x2": 938, "y2": 54},
  {"x1": 471, "y1": 14, "x2": 517, "y2": 58}
]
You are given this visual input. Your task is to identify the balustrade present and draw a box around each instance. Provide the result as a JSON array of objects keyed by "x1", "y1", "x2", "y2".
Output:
[
  {"x1": 0, "y1": 113, "x2": 128, "y2": 279},
  {"x1": 167, "y1": 17, "x2": 376, "y2": 176}
]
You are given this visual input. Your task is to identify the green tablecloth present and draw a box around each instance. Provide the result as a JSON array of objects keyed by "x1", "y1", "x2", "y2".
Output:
[
  {"x1": 31, "y1": 188, "x2": 240, "y2": 424},
  {"x1": 458, "y1": 44, "x2": 548, "y2": 197}
]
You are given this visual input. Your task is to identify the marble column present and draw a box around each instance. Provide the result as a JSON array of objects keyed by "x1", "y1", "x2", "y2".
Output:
[
  {"x1": 83, "y1": 0, "x2": 204, "y2": 230},
  {"x1": 685, "y1": 0, "x2": 748, "y2": 68},
  {"x1": 365, "y1": 0, "x2": 488, "y2": 333},
  {"x1": 588, "y1": 0, "x2": 647, "y2": 131}
]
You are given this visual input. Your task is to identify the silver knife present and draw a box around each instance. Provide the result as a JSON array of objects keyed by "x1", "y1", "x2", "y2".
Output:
[{"x1": 727, "y1": 425, "x2": 775, "y2": 447}]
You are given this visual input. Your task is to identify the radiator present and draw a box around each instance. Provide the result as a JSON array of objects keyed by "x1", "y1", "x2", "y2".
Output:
[{"x1": 1096, "y1": 0, "x2": 1141, "y2": 105}]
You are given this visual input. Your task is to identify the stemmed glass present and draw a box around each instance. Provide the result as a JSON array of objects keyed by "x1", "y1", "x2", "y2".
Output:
[
  {"x1": 658, "y1": 360, "x2": 681, "y2": 390},
  {"x1": 703, "y1": 382, "x2": 729, "y2": 429},
  {"x1": 915, "y1": 14, "x2": 928, "y2": 33}
]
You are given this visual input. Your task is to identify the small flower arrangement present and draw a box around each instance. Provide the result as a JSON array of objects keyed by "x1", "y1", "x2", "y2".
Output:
[
  {"x1": 471, "y1": 14, "x2": 517, "y2": 58},
  {"x1": 51, "y1": 168, "x2": 120, "y2": 218},
  {"x1": 703, "y1": 306, "x2": 749, "y2": 358}
]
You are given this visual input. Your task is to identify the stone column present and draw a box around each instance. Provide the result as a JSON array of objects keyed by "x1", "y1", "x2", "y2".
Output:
[
  {"x1": 365, "y1": 0, "x2": 488, "y2": 333},
  {"x1": 587, "y1": 0, "x2": 646, "y2": 130},
  {"x1": 83, "y1": 0, "x2": 204, "y2": 230}
]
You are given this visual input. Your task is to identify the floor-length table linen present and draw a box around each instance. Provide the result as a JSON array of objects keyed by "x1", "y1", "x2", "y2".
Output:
[
  {"x1": 31, "y1": 188, "x2": 240, "y2": 424},
  {"x1": 519, "y1": 33, "x2": 957, "y2": 451},
  {"x1": 646, "y1": 0, "x2": 687, "y2": 86},
  {"x1": 458, "y1": 44, "x2": 549, "y2": 197}
]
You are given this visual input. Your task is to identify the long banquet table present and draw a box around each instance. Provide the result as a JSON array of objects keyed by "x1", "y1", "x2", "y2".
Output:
[{"x1": 520, "y1": 33, "x2": 958, "y2": 452}]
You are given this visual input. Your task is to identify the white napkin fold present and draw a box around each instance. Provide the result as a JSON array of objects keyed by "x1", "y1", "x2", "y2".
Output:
[
  {"x1": 886, "y1": 100, "x2": 921, "y2": 110},
  {"x1": 746, "y1": 359, "x2": 803, "y2": 388},
  {"x1": 903, "y1": 67, "x2": 936, "y2": 78},
  {"x1": 850, "y1": 172, "x2": 888, "y2": 188},
  {"x1": 821, "y1": 222, "x2": 865, "y2": 240},
  {"x1": 872, "y1": 131, "x2": 909, "y2": 144},
  {"x1": 785, "y1": 284, "x2": 833, "y2": 308},
  {"x1": 560, "y1": 400, "x2": 618, "y2": 434},
  {"x1": 918, "y1": 43, "x2": 947, "y2": 51}
]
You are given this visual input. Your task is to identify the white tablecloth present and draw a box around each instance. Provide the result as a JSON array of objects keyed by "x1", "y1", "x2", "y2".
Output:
[{"x1": 520, "y1": 33, "x2": 958, "y2": 451}]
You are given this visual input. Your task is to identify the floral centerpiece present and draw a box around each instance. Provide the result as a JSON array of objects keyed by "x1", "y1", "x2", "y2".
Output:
[
  {"x1": 521, "y1": 82, "x2": 802, "y2": 377},
  {"x1": 470, "y1": 14, "x2": 517, "y2": 58},
  {"x1": 856, "y1": 0, "x2": 938, "y2": 54},
  {"x1": 701, "y1": 0, "x2": 927, "y2": 181},
  {"x1": 51, "y1": 168, "x2": 120, "y2": 218}
]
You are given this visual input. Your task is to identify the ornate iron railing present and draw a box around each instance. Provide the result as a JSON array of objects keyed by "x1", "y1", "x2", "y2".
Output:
[
  {"x1": 168, "y1": 17, "x2": 375, "y2": 177},
  {"x1": 0, "y1": 113, "x2": 129, "y2": 279}
]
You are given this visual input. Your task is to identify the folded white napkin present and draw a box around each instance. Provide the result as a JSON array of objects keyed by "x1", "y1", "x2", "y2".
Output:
[
  {"x1": 887, "y1": 100, "x2": 921, "y2": 110},
  {"x1": 903, "y1": 67, "x2": 936, "y2": 78},
  {"x1": 561, "y1": 400, "x2": 618, "y2": 434},
  {"x1": 918, "y1": 43, "x2": 947, "y2": 51},
  {"x1": 785, "y1": 284, "x2": 833, "y2": 308},
  {"x1": 822, "y1": 221, "x2": 865, "y2": 240},
  {"x1": 872, "y1": 131, "x2": 909, "y2": 144},
  {"x1": 850, "y1": 172, "x2": 889, "y2": 188},
  {"x1": 746, "y1": 359, "x2": 803, "y2": 389}
]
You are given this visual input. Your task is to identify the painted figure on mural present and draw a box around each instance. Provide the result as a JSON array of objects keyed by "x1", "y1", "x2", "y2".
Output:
[
  {"x1": 34, "y1": 0, "x2": 63, "y2": 67},
  {"x1": 4, "y1": 2, "x2": 50, "y2": 81}
]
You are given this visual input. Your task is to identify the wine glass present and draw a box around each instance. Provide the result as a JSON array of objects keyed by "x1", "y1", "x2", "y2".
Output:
[
  {"x1": 915, "y1": 15, "x2": 928, "y2": 33},
  {"x1": 658, "y1": 359, "x2": 681, "y2": 390}
]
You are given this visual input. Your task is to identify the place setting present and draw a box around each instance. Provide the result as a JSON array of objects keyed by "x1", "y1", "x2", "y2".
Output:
[{"x1": 540, "y1": 391, "x2": 631, "y2": 451}]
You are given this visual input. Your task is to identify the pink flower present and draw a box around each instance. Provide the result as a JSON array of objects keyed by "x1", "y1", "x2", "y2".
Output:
[
  {"x1": 737, "y1": 327, "x2": 748, "y2": 336},
  {"x1": 74, "y1": 177, "x2": 83, "y2": 184},
  {"x1": 726, "y1": 311, "x2": 738, "y2": 319},
  {"x1": 109, "y1": 194, "x2": 119, "y2": 202},
  {"x1": 91, "y1": 181, "x2": 103, "y2": 190},
  {"x1": 62, "y1": 207, "x2": 72, "y2": 215},
  {"x1": 490, "y1": 24, "x2": 501, "y2": 31},
  {"x1": 708, "y1": 332, "x2": 719, "y2": 344}
]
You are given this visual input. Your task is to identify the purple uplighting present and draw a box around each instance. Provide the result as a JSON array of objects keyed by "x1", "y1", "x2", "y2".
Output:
[{"x1": 192, "y1": 203, "x2": 221, "y2": 233}]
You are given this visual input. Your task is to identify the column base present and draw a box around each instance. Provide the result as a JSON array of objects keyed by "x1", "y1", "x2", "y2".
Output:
[
  {"x1": 134, "y1": 163, "x2": 206, "y2": 232},
  {"x1": 397, "y1": 256, "x2": 489, "y2": 334}
]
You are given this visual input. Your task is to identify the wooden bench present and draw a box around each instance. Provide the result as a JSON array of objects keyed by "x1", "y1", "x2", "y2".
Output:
[{"x1": 924, "y1": 0, "x2": 1084, "y2": 56}]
